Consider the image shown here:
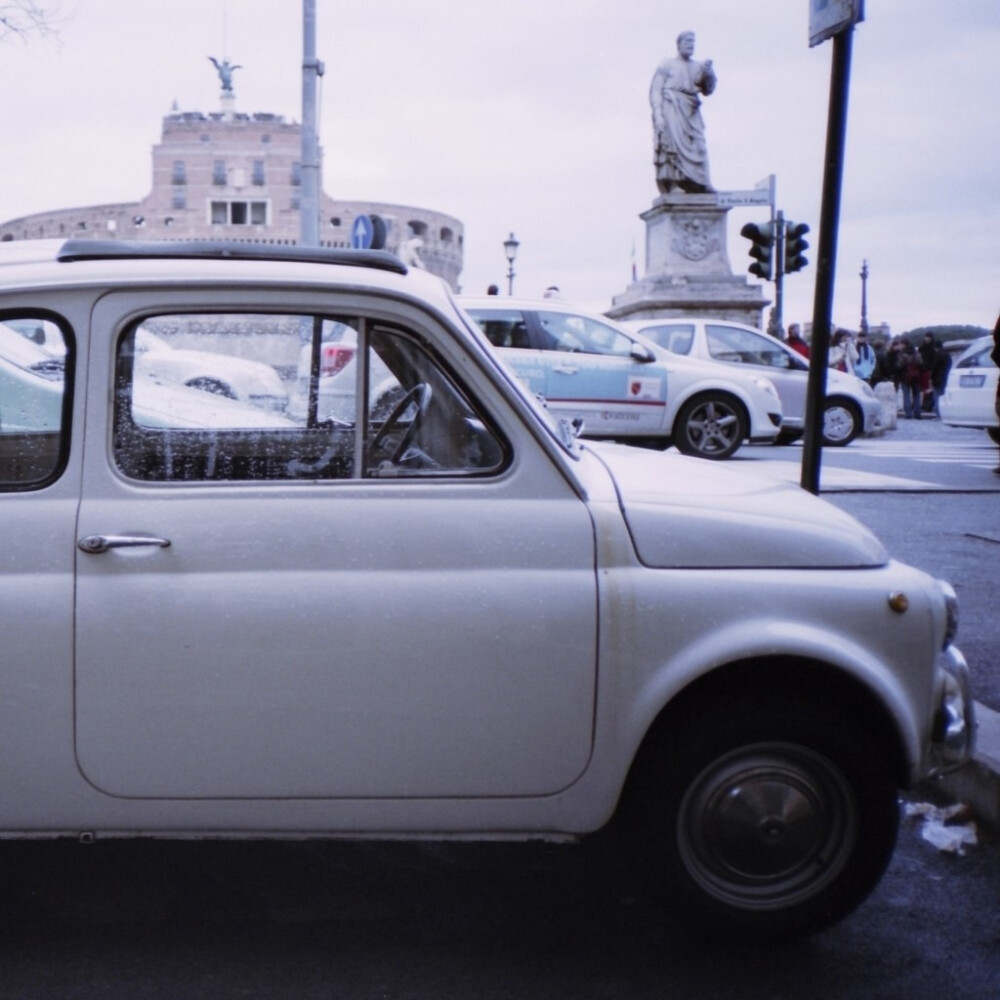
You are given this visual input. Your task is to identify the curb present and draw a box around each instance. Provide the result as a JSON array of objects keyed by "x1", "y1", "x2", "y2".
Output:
[{"x1": 919, "y1": 702, "x2": 1000, "y2": 832}]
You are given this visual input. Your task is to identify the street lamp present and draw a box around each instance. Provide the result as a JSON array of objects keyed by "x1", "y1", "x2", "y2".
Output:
[
  {"x1": 859, "y1": 259, "x2": 870, "y2": 336},
  {"x1": 503, "y1": 232, "x2": 519, "y2": 296}
]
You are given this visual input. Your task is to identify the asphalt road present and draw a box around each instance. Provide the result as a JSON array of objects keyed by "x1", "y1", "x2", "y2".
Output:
[{"x1": 1, "y1": 822, "x2": 997, "y2": 999}]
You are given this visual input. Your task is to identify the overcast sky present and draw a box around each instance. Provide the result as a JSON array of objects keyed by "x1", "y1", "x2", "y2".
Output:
[{"x1": 2, "y1": 0, "x2": 997, "y2": 333}]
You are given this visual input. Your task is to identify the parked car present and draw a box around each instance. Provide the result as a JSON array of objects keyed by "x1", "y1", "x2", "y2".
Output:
[
  {"x1": 939, "y1": 335, "x2": 999, "y2": 443},
  {"x1": 285, "y1": 322, "x2": 399, "y2": 424},
  {"x1": 0, "y1": 238, "x2": 972, "y2": 940},
  {"x1": 461, "y1": 298, "x2": 783, "y2": 460},
  {"x1": 135, "y1": 325, "x2": 289, "y2": 413},
  {"x1": 0, "y1": 320, "x2": 66, "y2": 432},
  {"x1": 5, "y1": 315, "x2": 68, "y2": 358},
  {"x1": 620, "y1": 317, "x2": 882, "y2": 446}
]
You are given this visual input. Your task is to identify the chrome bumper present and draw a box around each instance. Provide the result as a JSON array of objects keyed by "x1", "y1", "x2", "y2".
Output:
[{"x1": 927, "y1": 645, "x2": 976, "y2": 776}]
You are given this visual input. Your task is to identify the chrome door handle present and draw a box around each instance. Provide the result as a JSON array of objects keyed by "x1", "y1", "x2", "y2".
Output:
[
  {"x1": 78, "y1": 534, "x2": 172, "y2": 554},
  {"x1": 552, "y1": 364, "x2": 579, "y2": 375}
]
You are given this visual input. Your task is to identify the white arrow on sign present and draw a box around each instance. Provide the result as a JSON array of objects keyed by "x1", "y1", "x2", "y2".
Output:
[{"x1": 351, "y1": 215, "x2": 373, "y2": 249}]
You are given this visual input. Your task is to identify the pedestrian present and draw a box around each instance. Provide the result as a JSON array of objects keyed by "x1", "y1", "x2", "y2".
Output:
[
  {"x1": 917, "y1": 332, "x2": 938, "y2": 414},
  {"x1": 853, "y1": 331, "x2": 877, "y2": 382},
  {"x1": 899, "y1": 339, "x2": 925, "y2": 419},
  {"x1": 785, "y1": 323, "x2": 810, "y2": 359},
  {"x1": 828, "y1": 329, "x2": 858, "y2": 373},
  {"x1": 928, "y1": 339, "x2": 952, "y2": 418},
  {"x1": 871, "y1": 338, "x2": 890, "y2": 385},
  {"x1": 884, "y1": 337, "x2": 905, "y2": 389},
  {"x1": 992, "y1": 312, "x2": 1000, "y2": 474}
]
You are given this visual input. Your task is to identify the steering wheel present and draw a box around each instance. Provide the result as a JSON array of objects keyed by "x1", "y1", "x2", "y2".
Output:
[{"x1": 370, "y1": 383, "x2": 432, "y2": 464}]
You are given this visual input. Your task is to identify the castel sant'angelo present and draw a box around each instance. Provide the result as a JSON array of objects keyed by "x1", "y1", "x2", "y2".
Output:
[{"x1": 0, "y1": 59, "x2": 465, "y2": 290}]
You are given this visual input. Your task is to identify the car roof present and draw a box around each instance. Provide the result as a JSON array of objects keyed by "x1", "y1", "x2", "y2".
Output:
[
  {"x1": 460, "y1": 296, "x2": 608, "y2": 312},
  {"x1": 0, "y1": 238, "x2": 455, "y2": 313},
  {"x1": 621, "y1": 316, "x2": 766, "y2": 334}
]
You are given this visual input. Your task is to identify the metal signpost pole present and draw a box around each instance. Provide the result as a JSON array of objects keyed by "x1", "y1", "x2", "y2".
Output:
[
  {"x1": 801, "y1": 16, "x2": 858, "y2": 494},
  {"x1": 300, "y1": 0, "x2": 323, "y2": 247},
  {"x1": 772, "y1": 211, "x2": 786, "y2": 338}
]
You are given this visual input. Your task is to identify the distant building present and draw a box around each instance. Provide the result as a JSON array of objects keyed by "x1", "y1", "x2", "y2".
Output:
[{"x1": 1, "y1": 99, "x2": 464, "y2": 290}]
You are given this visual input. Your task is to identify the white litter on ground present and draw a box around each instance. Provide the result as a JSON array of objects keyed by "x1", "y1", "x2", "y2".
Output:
[{"x1": 904, "y1": 801, "x2": 979, "y2": 855}]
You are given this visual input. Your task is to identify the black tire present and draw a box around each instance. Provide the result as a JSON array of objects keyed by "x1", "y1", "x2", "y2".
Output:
[
  {"x1": 773, "y1": 427, "x2": 804, "y2": 446},
  {"x1": 987, "y1": 427, "x2": 1000, "y2": 445},
  {"x1": 621, "y1": 693, "x2": 899, "y2": 940},
  {"x1": 629, "y1": 437, "x2": 672, "y2": 451},
  {"x1": 185, "y1": 377, "x2": 237, "y2": 400},
  {"x1": 673, "y1": 393, "x2": 746, "y2": 460},
  {"x1": 822, "y1": 398, "x2": 862, "y2": 446}
]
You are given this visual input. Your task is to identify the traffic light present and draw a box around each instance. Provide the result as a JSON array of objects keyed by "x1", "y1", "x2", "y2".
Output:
[
  {"x1": 740, "y1": 221, "x2": 775, "y2": 281},
  {"x1": 784, "y1": 221, "x2": 810, "y2": 274}
]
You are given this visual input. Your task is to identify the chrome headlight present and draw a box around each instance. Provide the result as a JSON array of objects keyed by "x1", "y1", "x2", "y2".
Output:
[{"x1": 938, "y1": 579, "x2": 959, "y2": 649}]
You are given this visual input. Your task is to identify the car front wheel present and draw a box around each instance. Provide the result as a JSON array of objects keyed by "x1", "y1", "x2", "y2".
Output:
[
  {"x1": 185, "y1": 377, "x2": 237, "y2": 399},
  {"x1": 822, "y1": 398, "x2": 862, "y2": 446},
  {"x1": 673, "y1": 393, "x2": 746, "y2": 460},
  {"x1": 621, "y1": 693, "x2": 899, "y2": 940}
]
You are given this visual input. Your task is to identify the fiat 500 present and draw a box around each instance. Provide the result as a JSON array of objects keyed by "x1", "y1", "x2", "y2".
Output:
[{"x1": 0, "y1": 239, "x2": 973, "y2": 939}]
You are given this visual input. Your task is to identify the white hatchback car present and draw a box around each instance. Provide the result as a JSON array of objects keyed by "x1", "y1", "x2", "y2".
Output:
[
  {"x1": 462, "y1": 298, "x2": 783, "y2": 460},
  {"x1": 939, "y1": 335, "x2": 999, "y2": 442},
  {"x1": 135, "y1": 324, "x2": 289, "y2": 413},
  {"x1": 0, "y1": 238, "x2": 972, "y2": 941},
  {"x1": 621, "y1": 317, "x2": 882, "y2": 446}
]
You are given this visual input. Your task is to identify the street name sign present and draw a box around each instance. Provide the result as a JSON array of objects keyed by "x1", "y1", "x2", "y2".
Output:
[
  {"x1": 809, "y1": 0, "x2": 865, "y2": 47},
  {"x1": 717, "y1": 189, "x2": 773, "y2": 208}
]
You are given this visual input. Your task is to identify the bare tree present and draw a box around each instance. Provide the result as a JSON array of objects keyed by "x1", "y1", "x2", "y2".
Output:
[{"x1": 0, "y1": 1, "x2": 61, "y2": 42}]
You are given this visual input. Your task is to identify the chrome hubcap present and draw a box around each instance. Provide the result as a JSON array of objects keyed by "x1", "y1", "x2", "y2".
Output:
[
  {"x1": 677, "y1": 744, "x2": 857, "y2": 910},
  {"x1": 688, "y1": 403, "x2": 738, "y2": 454},
  {"x1": 823, "y1": 405, "x2": 854, "y2": 442}
]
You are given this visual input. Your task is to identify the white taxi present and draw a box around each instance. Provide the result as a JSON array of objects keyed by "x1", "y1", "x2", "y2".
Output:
[{"x1": 461, "y1": 298, "x2": 783, "y2": 460}]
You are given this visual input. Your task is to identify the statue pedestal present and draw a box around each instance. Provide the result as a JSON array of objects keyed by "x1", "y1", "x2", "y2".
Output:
[{"x1": 607, "y1": 193, "x2": 768, "y2": 328}]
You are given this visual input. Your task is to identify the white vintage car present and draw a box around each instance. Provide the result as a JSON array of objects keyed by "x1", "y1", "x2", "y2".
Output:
[{"x1": 0, "y1": 239, "x2": 973, "y2": 940}]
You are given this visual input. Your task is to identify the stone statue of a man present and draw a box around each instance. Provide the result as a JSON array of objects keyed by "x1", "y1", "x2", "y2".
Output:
[{"x1": 650, "y1": 31, "x2": 716, "y2": 194}]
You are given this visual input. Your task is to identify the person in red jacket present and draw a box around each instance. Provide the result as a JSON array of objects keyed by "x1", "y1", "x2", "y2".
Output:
[{"x1": 785, "y1": 323, "x2": 810, "y2": 358}]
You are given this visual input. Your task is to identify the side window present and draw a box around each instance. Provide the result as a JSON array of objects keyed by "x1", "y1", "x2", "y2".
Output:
[
  {"x1": 706, "y1": 324, "x2": 789, "y2": 368},
  {"x1": 0, "y1": 316, "x2": 70, "y2": 489},
  {"x1": 113, "y1": 313, "x2": 507, "y2": 482},
  {"x1": 364, "y1": 326, "x2": 507, "y2": 478},
  {"x1": 537, "y1": 312, "x2": 634, "y2": 357},
  {"x1": 641, "y1": 324, "x2": 694, "y2": 355},
  {"x1": 466, "y1": 310, "x2": 531, "y2": 349}
]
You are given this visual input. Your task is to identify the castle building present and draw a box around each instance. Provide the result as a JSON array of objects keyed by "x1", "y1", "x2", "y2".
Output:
[{"x1": 1, "y1": 91, "x2": 464, "y2": 290}]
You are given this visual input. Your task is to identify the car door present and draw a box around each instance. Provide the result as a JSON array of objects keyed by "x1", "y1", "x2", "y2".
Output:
[
  {"x1": 0, "y1": 315, "x2": 76, "y2": 809},
  {"x1": 74, "y1": 294, "x2": 598, "y2": 801},
  {"x1": 528, "y1": 309, "x2": 668, "y2": 437},
  {"x1": 703, "y1": 323, "x2": 809, "y2": 422}
]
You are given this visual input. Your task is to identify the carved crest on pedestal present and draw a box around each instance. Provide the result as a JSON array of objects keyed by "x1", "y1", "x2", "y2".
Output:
[{"x1": 671, "y1": 217, "x2": 720, "y2": 262}]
